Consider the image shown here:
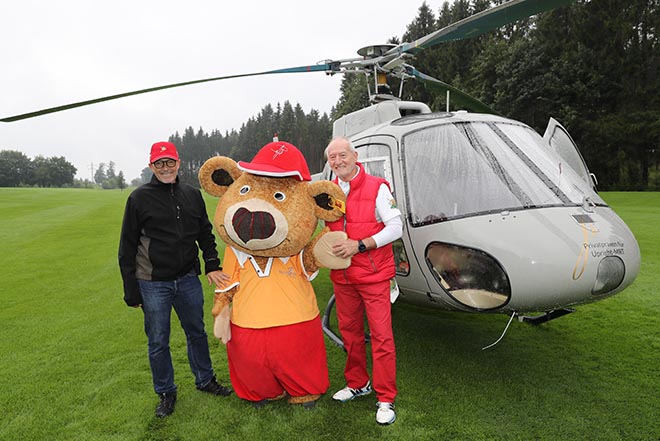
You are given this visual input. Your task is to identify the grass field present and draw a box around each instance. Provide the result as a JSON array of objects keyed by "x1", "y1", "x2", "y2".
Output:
[{"x1": 0, "y1": 188, "x2": 658, "y2": 441}]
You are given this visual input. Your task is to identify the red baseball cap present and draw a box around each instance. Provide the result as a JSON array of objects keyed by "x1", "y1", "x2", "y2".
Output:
[
  {"x1": 238, "y1": 141, "x2": 311, "y2": 181},
  {"x1": 150, "y1": 141, "x2": 180, "y2": 163}
]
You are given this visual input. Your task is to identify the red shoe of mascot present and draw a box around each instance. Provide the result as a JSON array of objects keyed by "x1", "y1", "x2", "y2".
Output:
[{"x1": 198, "y1": 141, "x2": 349, "y2": 408}]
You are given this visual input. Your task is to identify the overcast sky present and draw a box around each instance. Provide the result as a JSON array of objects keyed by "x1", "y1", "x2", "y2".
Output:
[{"x1": 1, "y1": 0, "x2": 438, "y2": 181}]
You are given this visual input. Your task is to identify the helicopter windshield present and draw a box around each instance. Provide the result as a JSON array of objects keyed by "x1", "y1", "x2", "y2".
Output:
[{"x1": 402, "y1": 121, "x2": 604, "y2": 225}]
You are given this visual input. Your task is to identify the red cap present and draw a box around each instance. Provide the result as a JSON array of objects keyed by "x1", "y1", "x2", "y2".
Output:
[
  {"x1": 238, "y1": 141, "x2": 311, "y2": 181},
  {"x1": 150, "y1": 141, "x2": 179, "y2": 163}
]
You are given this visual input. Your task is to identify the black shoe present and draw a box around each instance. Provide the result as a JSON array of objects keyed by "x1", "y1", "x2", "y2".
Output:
[
  {"x1": 155, "y1": 392, "x2": 176, "y2": 418},
  {"x1": 197, "y1": 377, "x2": 232, "y2": 396}
]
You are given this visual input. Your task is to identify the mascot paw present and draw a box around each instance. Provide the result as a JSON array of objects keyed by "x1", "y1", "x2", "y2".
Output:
[
  {"x1": 213, "y1": 306, "x2": 231, "y2": 344},
  {"x1": 313, "y1": 231, "x2": 350, "y2": 269}
]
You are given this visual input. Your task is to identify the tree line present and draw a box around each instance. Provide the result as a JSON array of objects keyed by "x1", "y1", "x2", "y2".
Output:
[
  {"x1": 334, "y1": 0, "x2": 659, "y2": 191},
  {"x1": 2, "y1": 0, "x2": 657, "y2": 191},
  {"x1": 162, "y1": 0, "x2": 659, "y2": 191},
  {"x1": 0, "y1": 149, "x2": 131, "y2": 189},
  {"x1": 164, "y1": 101, "x2": 332, "y2": 186},
  {"x1": 0, "y1": 150, "x2": 77, "y2": 187},
  {"x1": 93, "y1": 161, "x2": 127, "y2": 189}
]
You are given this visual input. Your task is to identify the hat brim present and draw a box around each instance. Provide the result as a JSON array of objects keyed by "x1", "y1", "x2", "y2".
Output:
[{"x1": 151, "y1": 154, "x2": 179, "y2": 163}]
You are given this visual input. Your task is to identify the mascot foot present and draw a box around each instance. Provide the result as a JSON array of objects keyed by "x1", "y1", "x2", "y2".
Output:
[
  {"x1": 288, "y1": 394, "x2": 321, "y2": 408},
  {"x1": 251, "y1": 392, "x2": 287, "y2": 409},
  {"x1": 252, "y1": 399, "x2": 269, "y2": 409},
  {"x1": 302, "y1": 401, "x2": 316, "y2": 410}
]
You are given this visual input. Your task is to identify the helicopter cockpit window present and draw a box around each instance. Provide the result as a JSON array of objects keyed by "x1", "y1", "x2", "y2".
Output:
[
  {"x1": 496, "y1": 124, "x2": 604, "y2": 205},
  {"x1": 402, "y1": 122, "x2": 604, "y2": 225}
]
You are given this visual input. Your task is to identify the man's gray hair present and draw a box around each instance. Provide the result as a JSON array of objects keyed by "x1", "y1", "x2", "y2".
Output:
[{"x1": 324, "y1": 136, "x2": 355, "y2": 159}]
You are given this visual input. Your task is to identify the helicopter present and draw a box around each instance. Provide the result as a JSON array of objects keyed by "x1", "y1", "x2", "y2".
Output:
[{"x1": 1, "y1": 0, "x2": 641, "y2": 346}]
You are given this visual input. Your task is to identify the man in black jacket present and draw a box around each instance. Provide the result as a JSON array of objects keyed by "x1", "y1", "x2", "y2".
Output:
[{"x1": 119, "y1": 141, "x2": 231, "y2": 418}]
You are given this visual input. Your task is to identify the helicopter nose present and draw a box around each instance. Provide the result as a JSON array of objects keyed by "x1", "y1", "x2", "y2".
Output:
[{"x1": 232, "y1": 207, "x2": 276, "y2": 243}]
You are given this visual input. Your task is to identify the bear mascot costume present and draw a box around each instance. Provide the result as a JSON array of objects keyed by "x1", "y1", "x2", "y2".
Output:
[{"x1": 198, "y1": 141, "x2": 349, "y2": 408}]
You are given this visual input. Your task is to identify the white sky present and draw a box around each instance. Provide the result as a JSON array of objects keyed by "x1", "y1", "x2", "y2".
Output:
[{"x1": 1, "y1": 0, "x2": 436, "y2": 181}]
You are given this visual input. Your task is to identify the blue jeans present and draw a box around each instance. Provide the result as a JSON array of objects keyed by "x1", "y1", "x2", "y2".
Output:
[{"x1": 138, "y1": 271, "x2": 215, "y2": 395}]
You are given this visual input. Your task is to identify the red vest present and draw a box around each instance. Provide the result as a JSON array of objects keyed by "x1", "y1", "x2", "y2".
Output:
[{"x1": 327, "y1": 164, "x2": 396, "y2": 285}]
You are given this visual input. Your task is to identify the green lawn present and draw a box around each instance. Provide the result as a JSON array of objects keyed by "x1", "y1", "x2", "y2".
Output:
[{"x1": 0, "y1": 188, "x2": 658, "y2": 441}]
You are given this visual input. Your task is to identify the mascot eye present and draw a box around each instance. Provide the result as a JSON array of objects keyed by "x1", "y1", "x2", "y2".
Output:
[
  {"x1": 273, "y1": 192, "x2": 286, "y2": 201},
  {"x1": 239, "y1": 185, "x2": 251, "y2": 195}
]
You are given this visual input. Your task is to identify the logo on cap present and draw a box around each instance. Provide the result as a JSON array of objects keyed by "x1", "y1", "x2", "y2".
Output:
[{"x1": 271, "y1": 144, "x2": 288, "y2": 160}]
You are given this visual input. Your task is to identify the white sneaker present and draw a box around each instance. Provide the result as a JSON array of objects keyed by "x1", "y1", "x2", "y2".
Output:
[
  {"x1": 332, "y1": 381, "x2": 372, "y2": 402},
  {"x1": 376, "y1": 402, "x2": 396, "y2": 425}
]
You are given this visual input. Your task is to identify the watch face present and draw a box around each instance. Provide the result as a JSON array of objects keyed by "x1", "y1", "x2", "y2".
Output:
[{"x1": 359, "y1": 241, "x2": 366, "y2": 252}]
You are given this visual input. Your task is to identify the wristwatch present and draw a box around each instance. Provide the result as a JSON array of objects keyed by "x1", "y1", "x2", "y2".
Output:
[{"x1": 357, "y1": 239, "x2": 367, "y2": 253}]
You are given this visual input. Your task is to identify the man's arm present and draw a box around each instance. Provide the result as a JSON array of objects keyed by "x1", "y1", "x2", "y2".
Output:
[
  {"x1": 194, "y1": 190, "x2": 222, "y2": 274},
  {"x1": 371, "y1": 183, "x2": 403, "y2": 248},
  {"x1": 118, "y1": 196, "x2": 143, "y2": 307}
]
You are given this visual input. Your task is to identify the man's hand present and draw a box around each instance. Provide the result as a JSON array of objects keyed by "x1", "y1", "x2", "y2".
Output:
[
  {"x1": 207, "y1": 269, "x2": 230, "y2": 288},
  {"x1": 332, "y1": 238, "x2": 360, "y2": 258}
]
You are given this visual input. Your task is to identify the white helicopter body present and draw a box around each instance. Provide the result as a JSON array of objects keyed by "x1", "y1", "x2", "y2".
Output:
[{"x1": 321, "y1": 101, "x2": 641, "y2": 319}]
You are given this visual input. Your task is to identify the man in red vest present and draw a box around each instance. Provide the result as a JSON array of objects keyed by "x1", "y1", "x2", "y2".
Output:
[{"x1": 325, "y1": 136, "x2": 403, "y2": 425}]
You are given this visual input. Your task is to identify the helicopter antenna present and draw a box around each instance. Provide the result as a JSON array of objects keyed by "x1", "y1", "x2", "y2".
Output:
[{"x1": 482, "y1": 311, "x2": 517, "y2": 350}]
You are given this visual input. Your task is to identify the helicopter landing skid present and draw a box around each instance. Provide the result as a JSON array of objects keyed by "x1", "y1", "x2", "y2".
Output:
[
  {"x1": 518, "y1": 308, "x2": 576, "y2": 325},
  {"x1": 322, "y1": 294, "x2": 371, "y2": 351},
  {"x1": 322, "y1": 295, "x2": 345, "y2": 350}
]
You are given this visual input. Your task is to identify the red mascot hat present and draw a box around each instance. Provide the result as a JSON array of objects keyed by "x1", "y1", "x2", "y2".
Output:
[{"x1": 238, "y1": 141, "x2": 311, "y2": 181}]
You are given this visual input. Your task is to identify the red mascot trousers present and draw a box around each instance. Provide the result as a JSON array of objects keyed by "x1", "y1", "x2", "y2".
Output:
[{"x1": 227, "y1": 316, "x2": 329, "y2": 402}]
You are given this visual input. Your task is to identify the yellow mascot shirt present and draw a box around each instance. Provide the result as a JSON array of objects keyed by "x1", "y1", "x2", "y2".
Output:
[{"x1": 218, "y1": 246, "x2": 320, "y2": 329}]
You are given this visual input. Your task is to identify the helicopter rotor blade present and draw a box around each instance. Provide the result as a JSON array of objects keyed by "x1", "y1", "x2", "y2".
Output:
[
  {"x1": 408, "y1": 67, "x2": 501, "y2": 115},
  {"x1": 1, "y1": 63, "x2": 339, "y2": 123},
  {"x1": 388, "y1": 0, "x2": 575, "y2": 56}
]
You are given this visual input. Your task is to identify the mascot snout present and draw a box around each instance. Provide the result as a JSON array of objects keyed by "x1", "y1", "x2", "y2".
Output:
[
  {"x1": 233, "y1": 207, "x2": 276, "y2": 242},
  {"x1": 224, "y1": 198, "x2": 288, "y2": 250}
]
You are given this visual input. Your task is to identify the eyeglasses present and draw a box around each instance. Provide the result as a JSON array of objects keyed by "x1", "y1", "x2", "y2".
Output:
[{"x1": 152, "y1": 159, "x2": 177, "y2": 169}]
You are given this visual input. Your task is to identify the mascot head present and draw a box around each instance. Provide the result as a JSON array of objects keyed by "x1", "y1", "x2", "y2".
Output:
[{"x1": 199, "y1": 141, "x2": 345, "y2": 258}]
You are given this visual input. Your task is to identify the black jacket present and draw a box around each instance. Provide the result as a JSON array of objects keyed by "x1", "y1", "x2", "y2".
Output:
[{"x1": 118, "y1": 175, "x2": 221, "y2": 306}]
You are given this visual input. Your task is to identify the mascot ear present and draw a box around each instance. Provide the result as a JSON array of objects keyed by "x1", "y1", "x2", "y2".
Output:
[
  {"x1": 199, "y1": 156, "x2": 242, "y2": 197},
  {"x1": 307, "y1": 181, "x2": 347, "y2": 222}
]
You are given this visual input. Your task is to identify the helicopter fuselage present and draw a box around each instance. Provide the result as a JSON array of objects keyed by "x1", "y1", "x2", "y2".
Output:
[{"x1": 323, "y1": 102, "x2": 641, "y2": 314}]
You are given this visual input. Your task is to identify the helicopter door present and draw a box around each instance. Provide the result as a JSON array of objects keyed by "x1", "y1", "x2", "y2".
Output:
[
  {"x1": 358, "y1": 155, "x2": 413, "y2": 276},
  {"x1": 356, "y1": 146, "x2": 435, "y2": 302},
  {"x1": 543, "y1": 118, "x2": 597, "y2": 189}
]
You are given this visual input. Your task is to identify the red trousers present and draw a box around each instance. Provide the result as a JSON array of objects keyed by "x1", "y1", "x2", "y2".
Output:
[
  {"x1": 334, "y1": 280, "x2": 397, "y2": 403},
  {"x1": 227, "y1": 316, "x2": 329, "y2": 402}
]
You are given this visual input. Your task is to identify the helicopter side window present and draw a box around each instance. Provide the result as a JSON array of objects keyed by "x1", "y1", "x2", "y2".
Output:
[
  {"x1": 355, "y1": 145, "x2": 393, "y2": 183},
  {"x1": 544, "y1": 121, "x2": 595, "y2": 188},
  {"x1": 393, "y1": 239, "x2": 410, "y2": 275}
]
